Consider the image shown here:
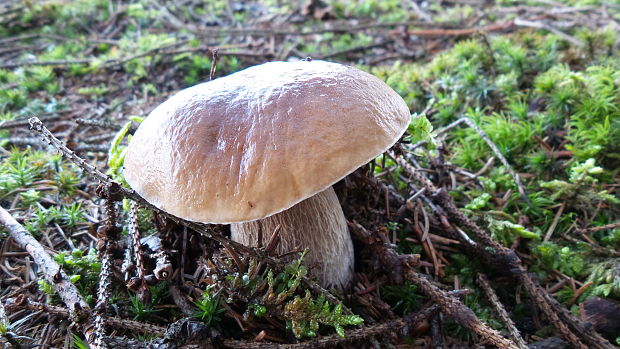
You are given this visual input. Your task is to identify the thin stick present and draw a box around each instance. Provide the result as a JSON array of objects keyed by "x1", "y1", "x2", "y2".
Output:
[
  {"x1": 93, "y1": 198, "x2": 117, "y2": 349},
  {"x1": 0, "y1": 113, "x2": 65, "y2": 129},
  {"x1": 102, "y1": 304, "x2": 441, "y2": 349},
  {"x1": 348, "y1": 221, "x2": 518, "y2": 349},
  {"x1": 477, "y1": 274, "x2": 528, "y2": 349},
  {"x1": 4, "y1": 297, "x2": 166, "y2": 335},
  {"x1": 129, "y1": 201, "x2": 146, "y2": 279},
  {"x1": 209, "y1": 49, "x2": 218, "y2": 81},
  {"x1": 403, "y1": 20, "x2": 515, "y2": 37},
  {"x1": 514, "y1": 18, "x2": 584, "y2": 47},
  {"x1": 408, "y1": 270, "x2": 518, "y2": 348},
  {"x1": 93, "y1": 248, "x2": 112, "y2": 349},
  {"x1": 0, "y1": 42, "x2": 249, "y2": 70},
  {"x1": 7, "y1": 293, "x2": 461, "y2": 349},
  {"x1": 460, "y1": 117, "x2": 532, "y2": 206},
  {"x1": 0, "y1": 206, "x2": 95, "y2": 344},
  {"x1": 576, "y1": 220, "x2": 620, "y2": 234},
  {"x1": 544, "y1": 203, "x2": 565, "y2": 242},
  {"x1": 568, "y1": 281, "x2": 593, "y2": 306}
]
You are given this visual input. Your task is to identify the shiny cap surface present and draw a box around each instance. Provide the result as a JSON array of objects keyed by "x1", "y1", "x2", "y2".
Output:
[{"x1": 124, "y1": 60, "x2": 410, "y2": 223}]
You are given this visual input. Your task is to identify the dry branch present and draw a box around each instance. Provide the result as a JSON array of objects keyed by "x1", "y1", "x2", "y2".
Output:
[
  {"x1": 348, "y1": 221, "x2": 518, "y2": 349},
  {"x1": 576, "y1": 220, "x2": 620, "y2": 234},
  {"x1": 8, "y1": 293, "x2": 449, "y2": 349},
  {"x1": 433, "y1": 189, "x2": 611, "y2": 349},
  {"x1": 92, "y1": 198, "x2": 118, "y2": 349},
  {"x1": 0, "y1": 206, "x2": 95, "y2": 344},
  {"x1": 401, "y1": 20, "x2": 515, "y2": 37},
  {"x1": 0, "y1": 43, "x2": 245, "y2": 69},
  {"x1": 477, "y1": 274, "x2": 528, "y2": 349},
  {"x1": 391, "y1": 153, "x2": 614, "y2": 349},
  {"x1": 4, "y1": 297, "x2": 166, "y2": 335},
  {"x1": 0, "y1": 113, "x2": 65, "y2": 129},
  {"x1": 513, "y1": 18, "x2": 584, "y2": 47}
]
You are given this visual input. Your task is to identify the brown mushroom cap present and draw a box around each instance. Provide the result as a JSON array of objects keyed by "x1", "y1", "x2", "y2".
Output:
[{"x1": 124, "y1": 60, "x2": 410, "y2": 224}]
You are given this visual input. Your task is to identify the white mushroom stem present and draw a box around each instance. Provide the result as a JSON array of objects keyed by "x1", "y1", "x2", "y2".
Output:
[{"x1": 230, "y1": 186, "x2": 354, "y2": 288}]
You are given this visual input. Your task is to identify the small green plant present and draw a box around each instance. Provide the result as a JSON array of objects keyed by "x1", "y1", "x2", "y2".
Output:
[
  {"x1": 465, "y1": 213, "x2": 540, "y2": 246},
  {"x1": 284, "y1": 292, "x2": 364, "y2": 338},
  {"x1": 0, "y1": 313, "x2": 36, "y2": 348},
  {"x1": 465, "y1": 193, "x2": 492, "y2": 210},
  {"x1": 174, "y1": 54, "x2": 213, "y2": 86},
  {"x1": 330, "y1": 0, "x2": 407, "y2": 22},
  {"x1": 129, "y1": 294, "x2": 163, "y2": 321},
  {"x1": 0, "y1": 89, "x2": 27, "y2": 112},
  {"x1": 128, "y1": 283, "x2": 170, "y2": 322},
  {"x1": 600, "y1": 228, "x2": 620, "y2": 248},
  {"x1": 108, "y1": 116, "x2": 143, "y2": 183},
  {"x1": 71, "y1": 333, "x2": 90, "y2": 349},
  {"x1": 22, "y1": 66, "x2": 58, "y2": 93},
  {"x1": 407, "y1": 113, "x2": 436, "y2": 147},
  {"x1": 540, "y1": 158, "x2": 619, "y2": 210},
  {"x1": 38, "y1": 279, "x2": 56, "y2": 296},
  {"x1": 0, "y1": 153, "x2": 38, "y2": 192},
  {"x1": 532, "y1": 242, "x2": 587, "y2": 279},
  {"x1": 77, "y1": 85, "x2": 108, "y2": 97},
  {"x1": 217, "y1": 251, "x2": 364, "y2": 339},
  {"x1": 52, "y1": 249, "x2": 101, "y2": 304},
  {"x1": 193, "y1": 286, "x2": 225, "y2": 326},
  {"x1": 381, "y1": 281, "x2": 421, "y2": 314},
  {"x1": 62, "y1": 203, "x2": 85, "y2": 227},
  {"x1": 19, "y1": 189, "x2": 41, "y2": 207},
  {"x1": 584, "y1": 259, "x2": 620, "y2": 298}
]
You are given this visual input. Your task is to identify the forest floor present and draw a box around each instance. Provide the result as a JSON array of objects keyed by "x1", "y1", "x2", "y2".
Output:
[{"x1": 0, "y1": 0, "x2": 619, "y2": 348}]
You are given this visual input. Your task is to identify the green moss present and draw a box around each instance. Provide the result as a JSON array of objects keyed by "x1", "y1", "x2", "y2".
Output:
[
  {"x1": 51, "y1": 249, "x2": 101, "y2": 304},
  {"x1": 329, "y1": 0, "x2": 408, "y2": 21}
]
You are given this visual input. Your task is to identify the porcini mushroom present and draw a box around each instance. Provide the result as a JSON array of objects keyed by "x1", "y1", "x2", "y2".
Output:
[{"x1": 123, "y1": 60, "x2": 410, "y2": 287}]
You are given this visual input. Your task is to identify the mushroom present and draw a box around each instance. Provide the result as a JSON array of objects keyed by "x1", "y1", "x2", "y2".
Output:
[{"x1": 123, "y1": 60, "x2": 411, "y2": 287}]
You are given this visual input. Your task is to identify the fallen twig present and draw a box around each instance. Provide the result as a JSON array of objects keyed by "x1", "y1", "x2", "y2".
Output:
[
  {"x1": 348, "y1": 221, "x2": 518, "y2": 349},
  {"x1": 392, "y1": 153, "x2": 613, "y2": 349},
  {"x1": 0, "y1": 43, "x2": 244, "y2": 69},
  {"x1": 477, "y1": 274, "x2": 528, "y2": 349},
  {"x1": 154, "y1": 0, "x2": 453, "y2": 38},
  {"x1": 401, "y1": 20, "x2": 515, "y2": 37},
  {"x1": 209, "y1": 49, "x2": 218, "y2": 80},
  {"x1": 544, "y1": 203, "x2": 565, "y2": 242},
  {"x1": 4, "y1": 297, "x2": 166, "y2": 335},
  {"x1": 459, "y1": 117, "x2": 532, "y2": 206},
  {"x1": 514, "y1": 18, "x2": 584, "y2": 47},
  {"x1": 0, "y1": 113, "x2": 66, "y2": 129},
  {"x1": 127, "y1": 200, "x2": 151, "y2": 302},
  {"x1": 576, "y1": 220, "x2": 620, "y2": 234},
  {"x1": 92, "y1": 196, "x2": 119, "y2": 349},
  {"x1": 315, "y1": 40, "x2": 394, "y2": 60},
  {"x1": 102, "y1": 304, "x2": 442, "y2": 348},
  {"x1": 0, "y1": 205, "x2": 95, "y2": 345}
]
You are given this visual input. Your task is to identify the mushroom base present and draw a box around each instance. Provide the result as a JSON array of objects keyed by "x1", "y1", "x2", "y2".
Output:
[{"x1": 230, "y1": 186, "x2": 354, "y2": 288}]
